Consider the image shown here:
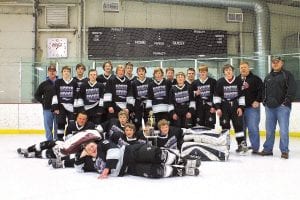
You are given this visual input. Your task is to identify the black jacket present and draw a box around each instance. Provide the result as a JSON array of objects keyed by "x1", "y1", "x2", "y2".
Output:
[
  {"x1": 237, "y1": 72, "x2": 263, "y2": 108},
  {"x1": 263, "y1": 69, "x2": 296, "y2": 108},
  {"x1": 34, "y1": 78, "x2": 56, "y2": 110}
]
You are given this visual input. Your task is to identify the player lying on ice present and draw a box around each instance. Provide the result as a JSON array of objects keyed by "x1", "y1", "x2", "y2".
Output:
[{"x1": 75, "y1": 139, "x2": 201, "y2": 179}]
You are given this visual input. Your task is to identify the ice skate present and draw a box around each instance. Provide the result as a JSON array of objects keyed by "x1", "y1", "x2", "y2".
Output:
[
  {"x1": 17, "y1": 148, "x2": 28, "y2": 155},
  {"x1": 51, "y1": 158, "x2": 64, "y2": 169},
  {"x1": 236, "y1": 141, "x2": 248, "y2": 156},
  {"x1": 184, "y1": 167, "x2": 200, "y2": 176},
  {"x1": 52, "y1": 145, "x2": 62, "y2": 159},
  {"x1": 183, "y1": 155, "x2": 201, "y2": 168},
  {"x1": 24, "y1": 152, "x2": 35, "y2": 158}
]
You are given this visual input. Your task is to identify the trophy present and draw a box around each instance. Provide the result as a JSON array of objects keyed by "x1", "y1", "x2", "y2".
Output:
[{"x1": 148, "y1": 111, "x2": 156, "y2": 136}]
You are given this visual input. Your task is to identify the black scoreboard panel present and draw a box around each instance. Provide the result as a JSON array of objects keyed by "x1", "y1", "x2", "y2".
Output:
[{"x1": 88, "y1": 27, "x2": 227, "y2": 59}]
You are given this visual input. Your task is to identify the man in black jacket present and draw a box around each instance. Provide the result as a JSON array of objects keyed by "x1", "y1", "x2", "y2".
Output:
[
  {"x1": 260, "y1": 56, "x2": 296, "y2": 159},
  {"x1": 238, "y1": 61, "x2": 263, "y2": 154},
  {"x1": 34, "y1": 64, "x2": 58, "y2": 141}
]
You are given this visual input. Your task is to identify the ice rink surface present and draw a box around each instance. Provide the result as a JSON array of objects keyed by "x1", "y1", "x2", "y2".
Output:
[{"x1": 1, "y1": 134, "x2": 299, "y2": 200}]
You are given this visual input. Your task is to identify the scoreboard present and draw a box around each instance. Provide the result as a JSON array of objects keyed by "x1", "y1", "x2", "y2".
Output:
[{"x1": 88, "y1": 27, "x2": 227, "y2": 59}]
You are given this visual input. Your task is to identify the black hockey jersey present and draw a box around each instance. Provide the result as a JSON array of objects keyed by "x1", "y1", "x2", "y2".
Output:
[
  {"x1": 52, "y1": 78, "x2": 78, "y2": 112},
  {"x1": 115, "y1": 131, "x2": 147, "y2": 147},
  {"x1": 103, "y1": 76, "x2": 134, "y2": 111},
  {"x1": 74, "y1": 140, "x2": 121, "y2": 174},
  {"x1": 74, "y1": 76, "x2": 88, "y2": 93},
  {"x1": 192, "y1": 77, "x2": 216, "y2": 105},
  {"x1": 131, "y1": 77, "x2": 152, "y2": 107},
  {"x1": 157, "y1": 126, "x2": 184, "y2": 149},
  {"x1": 125, "y1": 75, "x2": 137, "y2": 82},
  {"x1": 168, "y1": 84, "x2": 195, "y2": 116},
  {"x1": 96, "y1": 74, "x2": 115, "y2": 87},
  {"x1": 97, "y1": 118, "x2": 125, "y2": 142},
  {"x1": 76, "y1": 81, "x2": 105, "y2": 111},
  {"x1": 146, "y1": 79, "x2": 172, "y2": 113},
  {"x1": 213, "y1": 76, "x2": 245, "y2": 110},
  {"x1": 65, "y1": 121, "x2": 96, "y2": 137}
]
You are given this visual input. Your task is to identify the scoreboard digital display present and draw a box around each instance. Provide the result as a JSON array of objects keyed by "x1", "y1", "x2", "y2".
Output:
[{"x1": 88, "y1": 27, "x2": 227, "y2": 59}]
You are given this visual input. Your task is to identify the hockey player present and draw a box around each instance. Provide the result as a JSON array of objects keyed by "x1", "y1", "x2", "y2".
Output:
[
  {"x1": 17, "y1": 112, "x2": 97, "y2": 159},
  {"x1": 124, "y1": 62, "x2": 136, "y2": 82},
  {"x1": 168, "y1": 72, "x2": 195, "y2": 128},
  {"x1": 112, "y1": 123, "x2": 147, "y2": 147},
  {"x1": 96, "y1": 61, "x2": 114, "y2": 122},
  {"x1": 103, "y1": 65, "x2": 134, "y2": 118},
  {"x1": 131, "y1": 66, "x2": 152, "y2": 129},
  {"x1": 74, "y1": 139, "x2": 200, "y2": 179},
  {"x1": 52, "y1": 66, "x2": 78, "y2": 140},
  {"x1": 76, "y1": 69, "x2": 105, "y2": 125},
  {"x1": 96, "y1": 110, "x2": 129, "y2": 143},
  {"x1": 73, "y1": 63, "x2": 88, "y2": 92},
  {"x1": 96, "y1": 61, "x2": 114, "y2": 87},
  {"x1": 192, "y1": 65, "x2": 217, "y2": 128},
  {"x1": 146, "y1": 67, "x2": 172, "y2": 124},
  {"x1": 165, "y1": 66, "x2": 177, "y2": 85},
  {"x1": 213, "y1": 64, "x2": 247, "y2": 154},
  {"x1": 156, "y1": 119, "x2": 184, "y2": 150},
  {"x1": 185, "y1": 67, "x2": 196, "y2": 86},
  {"x1": 65, "y1": 112, "x2": 97, "y2": 139}
]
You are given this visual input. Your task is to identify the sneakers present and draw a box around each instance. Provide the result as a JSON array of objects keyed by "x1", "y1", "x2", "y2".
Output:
[
  {"x1": 17, "y1": 148, "x2": 28, "y2": 155},
  {"x1": 24, "y1": 152, "x2": 35, "y2": 158},
  {"x1": 236, "y1": 141, "x2": 248, "y2": 155},
  {"x1": 259, "y1": 150, "x2": 273, "y2": 156},
  {"x1": 281, "y1": 152, "x2": 289, "y2": 159}
]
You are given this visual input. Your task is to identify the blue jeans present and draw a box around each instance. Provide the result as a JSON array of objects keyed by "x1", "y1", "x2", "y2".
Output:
[
  {"x1": 43, "y1": 109, "x2": 57, "y2": 141},
  {"x1": 244, "y1": 106, "x2": 260, "y2": 151},
  {"x1": 263, "y1": 105, "x2": 291, "y2": 153}
]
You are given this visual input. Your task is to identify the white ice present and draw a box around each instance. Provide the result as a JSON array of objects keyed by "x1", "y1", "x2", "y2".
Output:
[{"x1": 1, "y1": 134, "x2": 300, "y2": 200}]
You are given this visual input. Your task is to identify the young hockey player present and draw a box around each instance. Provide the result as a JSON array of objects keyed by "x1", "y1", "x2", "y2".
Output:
[
  {"x1": 156, "y1": 119, "x2": 184, "y2": 150},
  {"x1": 96, "y1": 61, "x2": 114, "y2": 87},
  {"x1": 124, "y1": 62, "x2": 136, "y2": 82},
  {"x1": 146, "y1": 67, "x2": 172, "y2": 124},
  {"x1": 96, "y1": 110, "x2": 129, "y2": 143},
  {"x1": 74, "y1": 139, "x2": 200, "y2": 179},
  {"x1": 131, "y1": 66, "x2": 152, "y2": 129},
  {"x1": 165, "y1": 66, "x2": 177, "y2": 85},
  {"x1": 185, "y1": 67, "x2": 196, "y2": 86},
  {"x1": 113, "y1": 123, "x2": 147, "y2": 146},
  {"x1": 192, "y1": 64, "x2": 217, "y2": 128},
  {"x1": 76, "y1": 69, "x2": 105, "y2": 125},
  {"x1": 65, "y1": 112, "x2": 97, "y2": 139},
  {"x1": 52, "y1": 66, "x2": 78, "y2": 140},
  {"x1": 213, "y1": 64, "x2": 247, "y2": 154},
  {"x1": 103, "y1": 65, "x2": 134, "y2": 118},
  {"x1": 168, "y1": 72, "x2": 195, "y2": 128},
  {"x1": 73, "y1": 63, "x2": 88, "y2": 92}
]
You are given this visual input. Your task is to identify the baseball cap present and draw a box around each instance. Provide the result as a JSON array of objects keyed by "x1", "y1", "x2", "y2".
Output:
[
  {"x1": 48, "y1": 65, "x2": 57, "y2": 71},
  {"x1": 271, "y1": 56, "x2": 283, "y2": 62}
]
